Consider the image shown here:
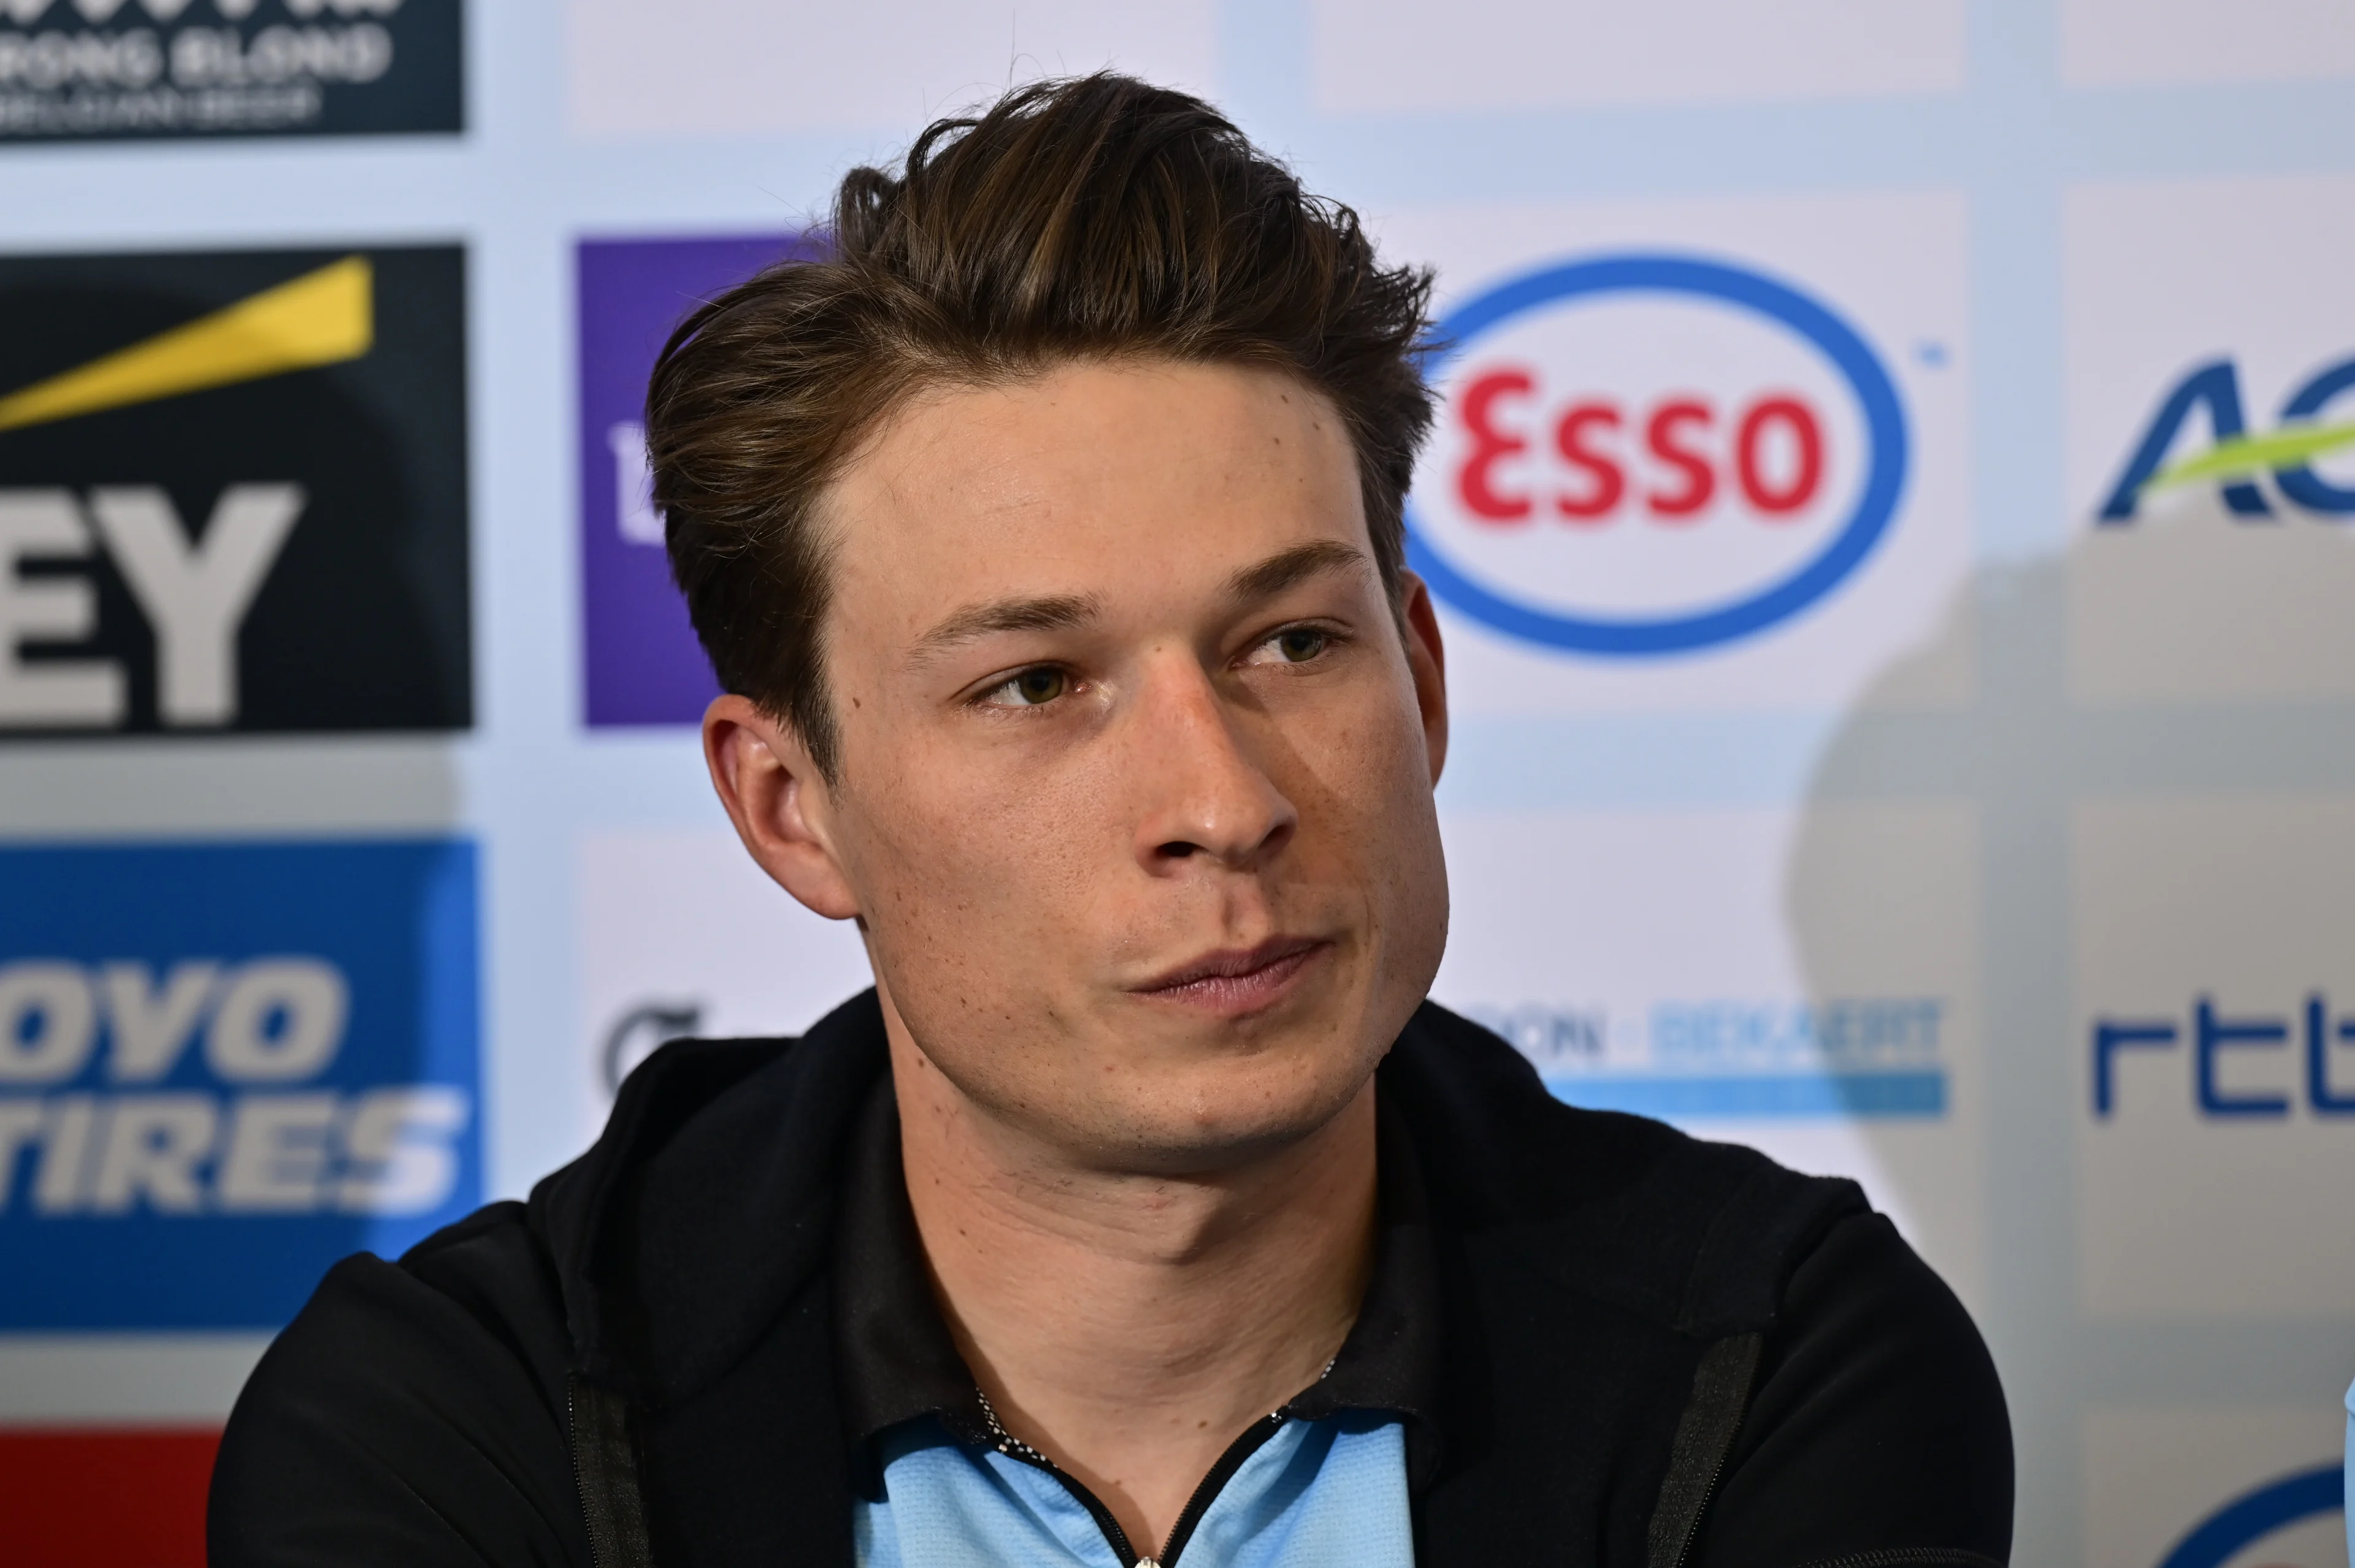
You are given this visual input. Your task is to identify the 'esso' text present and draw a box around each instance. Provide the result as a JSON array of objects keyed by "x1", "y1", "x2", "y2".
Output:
[{"x1": 1455, "y1": 369, "x2": 1827, "y2": 526}]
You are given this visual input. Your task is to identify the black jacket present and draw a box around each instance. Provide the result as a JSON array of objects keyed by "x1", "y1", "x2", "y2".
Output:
[{"x1": 209, "y1": 993, "x2": 2012, "y2": 1568}]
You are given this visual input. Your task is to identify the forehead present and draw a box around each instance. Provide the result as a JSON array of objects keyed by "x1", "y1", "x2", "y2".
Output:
[{"x1": 820, "y1": 359, "x2": 1367, "y2": 635}]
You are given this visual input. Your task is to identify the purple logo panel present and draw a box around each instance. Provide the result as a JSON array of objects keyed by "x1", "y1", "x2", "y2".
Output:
[{"x1": 577, "y1": 234, "x2": 818, "y2": 727}]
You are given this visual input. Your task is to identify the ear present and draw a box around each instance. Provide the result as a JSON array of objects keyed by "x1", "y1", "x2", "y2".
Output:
[
  {"x1": 703, "y1": 694, "x2": 862, "y2": 920},
  {"x1": 1397, "y1": 570, "x2": 1449, "y2": 787}
]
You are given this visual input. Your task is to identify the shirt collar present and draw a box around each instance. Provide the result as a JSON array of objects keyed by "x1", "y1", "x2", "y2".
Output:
[{"x1": 830, "y1": 1076, "x2": 1447, "y2": 1498}]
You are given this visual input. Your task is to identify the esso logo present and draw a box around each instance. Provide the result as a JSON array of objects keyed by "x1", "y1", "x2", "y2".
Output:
[
  {"x1": 2151, "y1": 1464, "x2": 2342, "y2": 1568},
  {"x1": 1406, "y1": 255, "x2": 1908, "y2": 654}
]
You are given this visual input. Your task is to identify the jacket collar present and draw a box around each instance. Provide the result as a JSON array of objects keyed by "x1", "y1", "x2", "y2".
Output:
[
  {"x1": 829, "y1": 1065, "x2": 1449, "y2": 1496},
  {"x1": 530, "y1": 990, "x2": 892, "y2": 1401},
  {"x1": 531, "y1": 989, "x2": 1854, "y2": 1414}
]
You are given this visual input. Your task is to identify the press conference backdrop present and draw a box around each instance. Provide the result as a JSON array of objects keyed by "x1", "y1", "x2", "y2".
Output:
[{"x1": 3, "y1": 2, "x2": 2354, "y2": 1564}]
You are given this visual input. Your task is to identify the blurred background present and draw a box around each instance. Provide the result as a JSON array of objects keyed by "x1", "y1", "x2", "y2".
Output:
[{"x1": 2, "y1": 2, "x2": 2353, "y2": 1564}]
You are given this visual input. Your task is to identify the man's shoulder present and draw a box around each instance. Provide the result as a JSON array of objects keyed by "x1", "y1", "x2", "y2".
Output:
[
  {"x1": 210, "y1": 997, "x2": 893, "y2": 1565},
  {"x1": 209, "y1": 1200, "x2": 590, "y2": 1567},
  {"x1": 1388, "y1": 1001, "x2": 1869, "y2": 1336}
]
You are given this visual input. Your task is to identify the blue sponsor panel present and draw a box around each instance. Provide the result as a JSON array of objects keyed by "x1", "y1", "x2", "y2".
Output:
[
  {"x1": 1550, "y1": 1070, "x2": 1945, "y2": 1120},
  {"x1": 0, "y1": 838, "x2": 478, "y2": 1329},
  {"x1": 1472, "y1": 995, "x2": 1950, "y2": 1121}
]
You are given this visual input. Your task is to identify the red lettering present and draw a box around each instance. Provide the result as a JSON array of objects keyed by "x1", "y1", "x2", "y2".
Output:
[
  {"x1": 1457, "y1": 369, "x2": 1534, "y2": 522},
  {"x1": 1644, "y1": 397, "x2": 1714, "y2": 521},
  {"x1": 1552, "y1": 402, "x2": 1623, "y2": 522},
  {"x1": 1736, "y1": 396, "x2": 1822, "y2": 516}
]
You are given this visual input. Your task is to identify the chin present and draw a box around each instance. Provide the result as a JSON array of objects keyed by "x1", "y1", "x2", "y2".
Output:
[{"x1": 1078, "y1": 1045, "x2": 1382, "y2": 1173}]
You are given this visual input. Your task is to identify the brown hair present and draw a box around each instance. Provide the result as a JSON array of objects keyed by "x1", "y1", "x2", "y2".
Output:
[{"x1": 645, "y1": 72, "x2": 1437, "y2": 779}]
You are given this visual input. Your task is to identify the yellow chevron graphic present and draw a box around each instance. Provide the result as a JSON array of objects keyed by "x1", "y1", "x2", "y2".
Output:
[{"x1": 0, "y1": 255, "x2": 373, "y2": 434}]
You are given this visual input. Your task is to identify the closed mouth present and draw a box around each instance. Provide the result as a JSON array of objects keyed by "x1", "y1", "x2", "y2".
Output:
[{"x1": 1133, "y1": 936, "x2": 1329, "y2": 1015}]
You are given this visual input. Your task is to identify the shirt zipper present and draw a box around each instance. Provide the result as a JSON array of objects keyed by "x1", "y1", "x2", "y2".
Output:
[{"x1": 975, "y1": 1391, "x2": 1290, "y2": 1568}]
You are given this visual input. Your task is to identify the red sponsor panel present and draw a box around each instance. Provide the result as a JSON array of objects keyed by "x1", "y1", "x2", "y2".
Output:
[{"x1": 0, "y1": 1428, "x2": 220, "y2": 1568}]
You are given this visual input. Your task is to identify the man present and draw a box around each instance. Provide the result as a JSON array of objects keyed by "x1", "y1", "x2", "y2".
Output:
[{"x1": 212, "y1": 75, "x2": 2011, "y2": 1567}]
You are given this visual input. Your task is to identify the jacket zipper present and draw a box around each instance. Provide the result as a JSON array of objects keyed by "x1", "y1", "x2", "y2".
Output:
[
  {"x1": 567, "y1": 1384, "x2": 599, "y2": 1568},
  {"x1": 977, "y1": 1391, "x2": 1144, "y2": 1566},
  {"x1": 1666, "y1": 1442, "x2": 1731, "y2": 1568},
  {"x1": 1151, "y1": 1412, "x2": 1287, "y2": 1567},
  {"x1": 976, "y1": 1391, "x2": 1289, "y2": 1568}
]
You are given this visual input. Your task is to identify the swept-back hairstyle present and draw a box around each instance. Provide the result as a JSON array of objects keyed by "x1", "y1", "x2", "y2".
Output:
[{"x1": 645, "y1": 72, "x2": 1437, "y2": 778}]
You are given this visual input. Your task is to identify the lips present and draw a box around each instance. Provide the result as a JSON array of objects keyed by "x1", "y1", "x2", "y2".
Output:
[{"x1": 1133, "y1": 935, "x2": 1329, "y2": 1016}]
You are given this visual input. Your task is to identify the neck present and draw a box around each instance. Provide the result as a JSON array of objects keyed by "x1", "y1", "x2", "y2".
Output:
[{"x1": 884, "y1": 1011, "x2": 1377, "y2": 1561}]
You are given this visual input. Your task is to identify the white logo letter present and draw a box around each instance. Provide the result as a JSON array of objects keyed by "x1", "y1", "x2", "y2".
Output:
[
  {"x1": 0, "y1": 962, "x2": 98, "y2": 1085},
  {"x1": 216, "y1": 1092, "x2": 339, "y2": 1212},
  {"x1": 102, "y1": 960, "x2": 220, "y2": 1083},
  {"x1": 0, "y1": 490, "x2": 125, "y2": 728},
  {"x1": 88, "y1": 483, "x2": 305, "y2": 727},
  {"x1": 205, "y1": 958, "x2": 347, "y2": 1082},
  {"x1": 337, "y1": 1085, "x2": 468, "y2": 1214},
  {"x1": 90, "y1": 1093, "x2": 218, "y2": 1214},
  {"x1": 0, "y1": 1098, "x2": 45, "y2": 1212}
]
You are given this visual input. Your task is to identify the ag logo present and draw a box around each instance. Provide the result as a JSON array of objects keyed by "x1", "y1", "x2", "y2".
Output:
[
  {"x1": 0, "y1": 245, "x2": 468, "y2": 735},
  {"x1": 2099, "y1": 354, "x2": 2355, "y2": 521},
  {"x1": 1407, "y1": 254, "x2": 1907, "y2": 656}
]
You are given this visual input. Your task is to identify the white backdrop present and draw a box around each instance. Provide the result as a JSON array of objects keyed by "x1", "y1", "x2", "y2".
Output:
[{"x1": 2, "y1": 3, "x2": 2353, "y2": 1564}]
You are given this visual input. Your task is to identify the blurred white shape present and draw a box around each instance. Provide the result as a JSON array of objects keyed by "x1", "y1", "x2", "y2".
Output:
[
  {"x1": 1311, "y1": 0, "x2": 1964, "y2": 113},
  {"x1": 567, "y1": 0, "x2": 1219, "y2": 138},
  {"x1": 576, "y1": 828, "x2": 873, "y2": 1145},
  {"x1": 608, "y1": 421, "x2": 662, "y2": 546}
]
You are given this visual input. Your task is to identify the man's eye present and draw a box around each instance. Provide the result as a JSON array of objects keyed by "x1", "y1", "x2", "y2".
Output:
[
  {"x1": 982, "y1": 666, "x2": 1068, "y2": 706},
  {"x1": 1267, "y1": 627, "x2": 1330, "y2": 664}
]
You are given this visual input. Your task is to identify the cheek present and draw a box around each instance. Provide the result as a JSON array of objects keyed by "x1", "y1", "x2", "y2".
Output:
[
  {"x1": 1289, "y1": 679, "x2": 1437, "y2": 850},
  {"x1": 841, "y1": 755, "x2": 1105, "y2": 977}
]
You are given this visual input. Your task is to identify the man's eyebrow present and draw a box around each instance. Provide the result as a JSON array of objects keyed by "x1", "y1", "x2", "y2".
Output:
[
  {"x1": 1222, "y1": 540, "x2": 1373, "y2": 605},
  {"x1": 909, "y1": 593, "x2": 1102, "y2": 660}
]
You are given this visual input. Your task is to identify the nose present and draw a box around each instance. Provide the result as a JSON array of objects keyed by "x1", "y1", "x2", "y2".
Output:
[{"x1": 1126, "y1": 654, "x2": 1298, "y2": 875}]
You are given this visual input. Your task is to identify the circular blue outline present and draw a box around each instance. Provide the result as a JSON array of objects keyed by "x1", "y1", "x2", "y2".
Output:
[
  {"x1": 1404, "y1": 254, "x2": 1909, "y2": 655},
  {"x1": 2155, "y1": 1464, "x2": 2340, "y2": 1568}
]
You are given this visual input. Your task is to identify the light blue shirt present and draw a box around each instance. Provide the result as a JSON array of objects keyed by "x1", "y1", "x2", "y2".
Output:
[
  {"x1": 854, "y1": 1415, "x2": 1415, "y2": 1568},
  {"x1": 2343, "y1": 1374, "x2": 2354, "y2": 1568}
]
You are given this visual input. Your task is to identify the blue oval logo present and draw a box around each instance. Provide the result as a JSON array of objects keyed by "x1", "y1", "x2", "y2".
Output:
[
  {"x1": 1404, "y1": 254, "x2": 1909, "y2": 656},
  {"x1": 2156, "y1": 1464, "x2": 2341, "y2": 1568}
]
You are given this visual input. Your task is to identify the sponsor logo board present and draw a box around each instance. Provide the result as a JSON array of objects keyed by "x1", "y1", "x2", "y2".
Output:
[
  {"x1": 2063, "y1": 0, "x2": 2355, "y2": 88},
  {"x1": 1379, "y1": 193, "x2": 1970, "y2": 714},
  {"x1": 0, "y1": 838, "x2": 479, "y2": 1329},
  {"x1": 2067, "y1": 175, "x2": 2355, "y2": 700},
  {"x1": 1431, "y1": 801, "x2": 1984, "y2": 1308},
  {"x1": 577, "y1": 234, "x2": 815, "y2": 727},
  {"x1": 2084, "y1": 1406, "x2": 2345, "y2": 1568},
  {"x1": 578, "y1": 828, "x2": 870, "y2": 1141},
  {"x1": 0, "y1": 0, "x2": 460, "y2": 143},
  {"x1": 0, "y1": 1428, "x2": 220, "y2": 1568},
  {"x1": 0, "y1": 245, "x2": 469, "y2": 736},
  {"x1": 1312, "y1": 0, "x2": 1963, "y2": 114},
  {"x1": 2074, "y1": 795, "x2": 2355, "y2": 1317},
  {"x1": 565, "y1": 0, "x2": 1215, "y2": 138}
]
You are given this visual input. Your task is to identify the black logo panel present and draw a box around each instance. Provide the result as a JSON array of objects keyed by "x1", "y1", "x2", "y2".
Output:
[
  {"x1": 0, "y1": 1, "x2": 462, "y2": 143},
  {"x1": 0, "y1": 245, "x2": 469, "y2": 736}
]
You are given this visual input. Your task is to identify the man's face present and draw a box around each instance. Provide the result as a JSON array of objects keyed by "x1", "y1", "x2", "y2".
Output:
[{"x1": 725, "y1": 359, "x2": 1450, "y2": 1172}]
